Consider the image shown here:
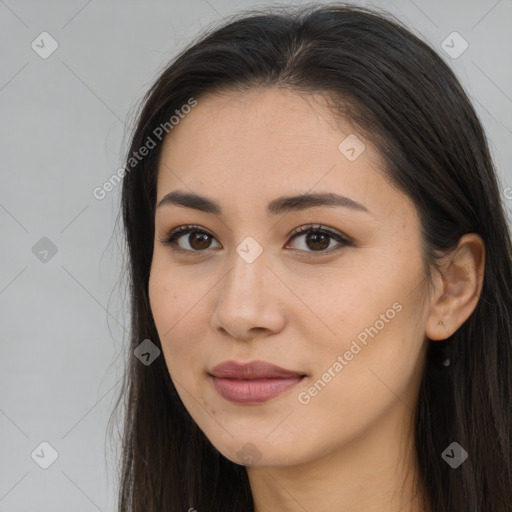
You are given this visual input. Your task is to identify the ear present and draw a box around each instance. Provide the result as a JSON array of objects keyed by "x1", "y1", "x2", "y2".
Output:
[{"x1": 425, "y1": 233, "x2": 485, "y2": 341}]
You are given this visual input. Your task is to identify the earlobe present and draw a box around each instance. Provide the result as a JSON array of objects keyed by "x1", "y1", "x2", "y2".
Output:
[
  {"x1": 426, "y1": 317, "x2": 451, "y2": 342},
  {"x1": 438, "y1": 319, "x2": 450, "y2": 336},
  {"x1": 425, "y1": 233, "x2": 485, "y2": 341}
]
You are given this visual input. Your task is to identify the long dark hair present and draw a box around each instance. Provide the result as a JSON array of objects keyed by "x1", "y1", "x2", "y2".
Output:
[{"x1": 110, "y1": 3, "x2": 512, "y2": 510}]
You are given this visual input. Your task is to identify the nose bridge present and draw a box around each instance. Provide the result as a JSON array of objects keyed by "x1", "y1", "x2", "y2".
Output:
[
  {"x1": 211, "y1": 224, "x2": 290, "y2": 339},
  {"x1": 211, "y1": 234, "x2": 283, "y2": 335},
  {"x1": 223, "y1": 238, "x2": 268, "y2": 302}
]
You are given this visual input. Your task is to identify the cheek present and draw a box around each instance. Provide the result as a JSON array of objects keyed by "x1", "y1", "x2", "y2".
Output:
[
  {"x1": 304, "y1": 262, "x2": 426, "y2": 398},
  {"x1": 148, "y1": 253, "x2": 199, "y2": 330},
  {"x1": 148, "y1": 268, "x2": 176, "y2": 330},
  {"x1": 148, "y1": 265, "x2": 195, "y2": 363},
  {"x1": 148, "y1": 259, "x2": 219, "y2": 388},
  {"x1": 303, "y1": 266, "x2": 397, "y2": 351},
  {"x1": 294, "y1": 304, "x2": 424, "y2": 446}
]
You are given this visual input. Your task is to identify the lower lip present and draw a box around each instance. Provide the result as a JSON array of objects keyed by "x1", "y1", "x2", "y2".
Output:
[{"x1": 210, "y1": 375, "x2": 305, "y2": 404}]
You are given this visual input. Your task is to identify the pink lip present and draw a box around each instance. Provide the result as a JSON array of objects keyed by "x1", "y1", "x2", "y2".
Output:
[{"x1": 208, "y1": 360, "x2": 306, "y2": 404}]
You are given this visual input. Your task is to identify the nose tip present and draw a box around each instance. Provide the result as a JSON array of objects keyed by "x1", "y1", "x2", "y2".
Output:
[{"x1": 211, "y1": 259, "x2": 286, "y2": 341}]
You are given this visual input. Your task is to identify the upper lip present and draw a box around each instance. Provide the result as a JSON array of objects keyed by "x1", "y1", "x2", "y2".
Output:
[{"x1": 209, "y1": 360, "x2": 306, "y2": 379}]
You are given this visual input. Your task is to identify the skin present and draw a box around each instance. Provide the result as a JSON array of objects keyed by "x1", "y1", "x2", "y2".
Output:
[{"x1": 148, "y1": 87, "x2": 485, "y2": 512}]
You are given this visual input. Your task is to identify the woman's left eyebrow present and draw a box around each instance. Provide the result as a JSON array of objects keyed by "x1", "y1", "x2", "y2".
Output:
[{"x1": 156, "y1": 190, "x2": 372, "y2": 216}]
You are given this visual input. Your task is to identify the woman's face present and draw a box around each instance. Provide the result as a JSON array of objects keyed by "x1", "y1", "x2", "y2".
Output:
[{"x1": 149, "y1": 87, "x2": 431, "y2": 468}]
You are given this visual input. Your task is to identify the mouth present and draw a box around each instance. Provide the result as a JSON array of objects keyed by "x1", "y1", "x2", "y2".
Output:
[{"x1": 208, "y1": 360, "x2": 307, "y2": 404}]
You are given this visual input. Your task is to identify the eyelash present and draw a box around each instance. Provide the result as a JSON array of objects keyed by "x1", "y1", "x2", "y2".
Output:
[{"x1": 160, "y1": 223, "x2": 353, "y2": 259}]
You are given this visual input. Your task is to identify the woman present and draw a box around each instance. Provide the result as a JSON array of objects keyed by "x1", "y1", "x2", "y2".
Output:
[{"x1": 111, "y1": 3, "x2": 512, "y2": 511}]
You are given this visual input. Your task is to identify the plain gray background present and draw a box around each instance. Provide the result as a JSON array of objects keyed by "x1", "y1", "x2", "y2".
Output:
[{"x1": 1, "y1": 0, "x2": 511, "y2": 510}]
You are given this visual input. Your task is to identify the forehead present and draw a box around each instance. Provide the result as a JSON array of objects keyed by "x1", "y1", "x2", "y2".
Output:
[
  {"x1": 159, "y1": 87, "x2": 363, "y2": 168},
  {"x1": 155, "y1": 87, "x2": 411, "y2": 220}
]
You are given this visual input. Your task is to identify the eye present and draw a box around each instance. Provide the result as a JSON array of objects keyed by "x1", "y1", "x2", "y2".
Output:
[
  {"x1": 286, "y1": 224, "x2": 352, "y2": 257},
  {"x1": 160, "y1": 224, "x2": 221, "y2": 253},
  {"x1": 159, "y1": 223, "x2": 352, "y2": 257}
]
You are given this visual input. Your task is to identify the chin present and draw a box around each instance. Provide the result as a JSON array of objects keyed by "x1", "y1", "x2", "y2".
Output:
[{"x1": 205, "y1": 433, "x2": 309, "y2": 468}]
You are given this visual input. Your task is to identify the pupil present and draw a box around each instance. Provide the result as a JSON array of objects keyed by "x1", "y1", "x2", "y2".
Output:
[
  {"x1": 307, "y1": 232, "x2": 329, "y2": 251},
  {"x1": 191, "y1": 233, "x2": 211, "y2": 250}
]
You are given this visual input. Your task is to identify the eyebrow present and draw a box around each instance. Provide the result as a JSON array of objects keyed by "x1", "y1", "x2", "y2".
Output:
[{"x1": 156, "y1": 190, "x2": 371, "y2": 215}]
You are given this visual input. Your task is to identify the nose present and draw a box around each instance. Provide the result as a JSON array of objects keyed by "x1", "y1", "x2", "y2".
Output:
[{"x1": 211, "y1": 247, "x2": 286, "y2": 341}]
